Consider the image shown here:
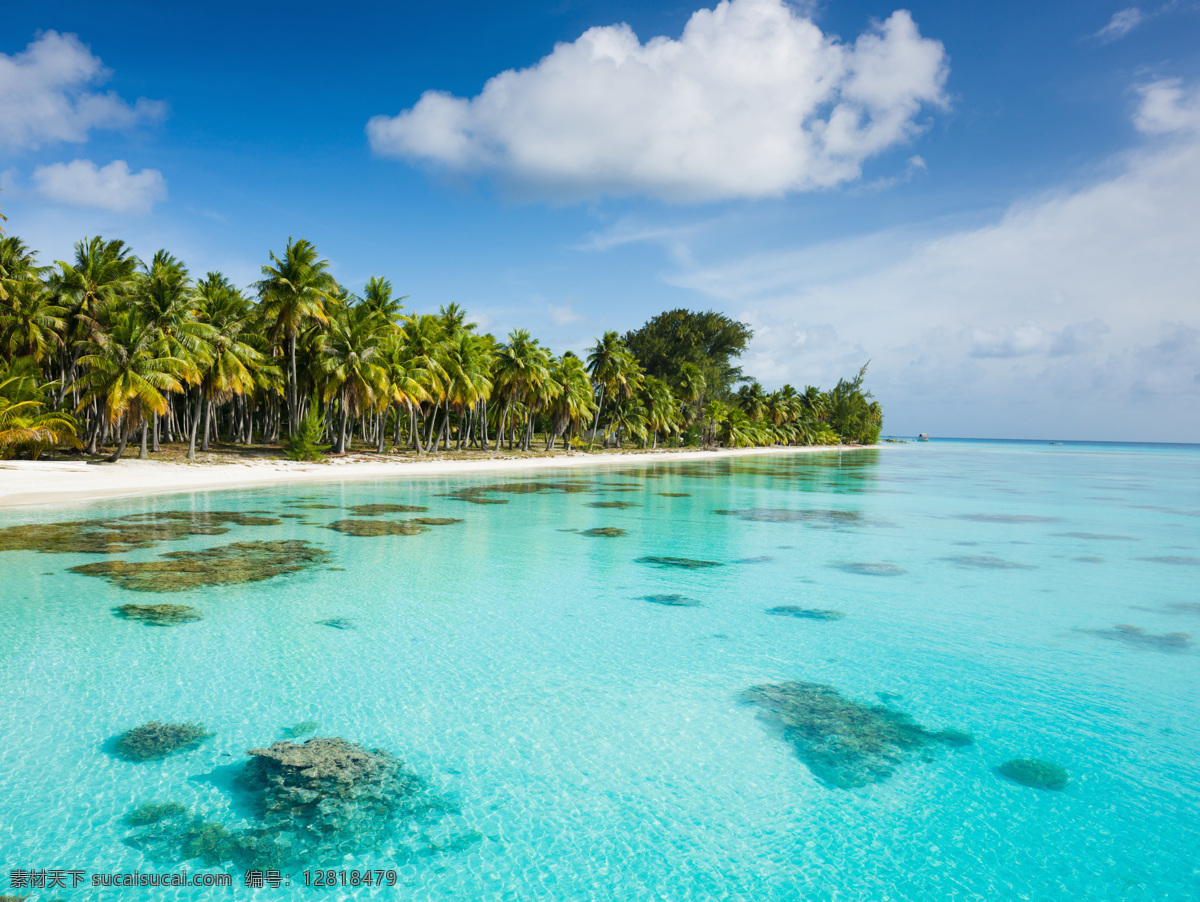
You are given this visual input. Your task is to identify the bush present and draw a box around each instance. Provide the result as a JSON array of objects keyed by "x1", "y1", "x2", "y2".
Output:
[{"x1": 285, "y1": 401, "x2": 328, "y2": 462}]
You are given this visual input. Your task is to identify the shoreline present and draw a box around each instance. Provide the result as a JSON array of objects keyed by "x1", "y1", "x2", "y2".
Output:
[{"x1": 0, "y1": 445, "x2": 876, "y2": 510}]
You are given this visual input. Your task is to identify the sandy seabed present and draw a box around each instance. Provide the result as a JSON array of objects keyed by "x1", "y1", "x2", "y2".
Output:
[{"x1": 0, "y1": 445, "x2": 874, "y2": 509}]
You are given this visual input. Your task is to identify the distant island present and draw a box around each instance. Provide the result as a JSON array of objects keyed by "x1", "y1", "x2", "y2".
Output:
[{"x1": 0, "y1": 234, "x2": 881, "y2": 463}]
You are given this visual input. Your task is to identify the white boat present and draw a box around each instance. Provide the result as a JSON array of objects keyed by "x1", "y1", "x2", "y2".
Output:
[{"x1": 918, "y1": 433, "x2": 930, "y2": 442}]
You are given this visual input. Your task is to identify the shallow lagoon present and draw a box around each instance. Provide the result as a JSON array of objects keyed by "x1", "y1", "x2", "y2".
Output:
[{"x1": 1, "y1": 440, "x2": 1199, "y2": 899}]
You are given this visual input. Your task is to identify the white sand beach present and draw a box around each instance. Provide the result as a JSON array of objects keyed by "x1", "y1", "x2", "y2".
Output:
[{"x1": 0, "y1": 445, "x2": 871, "y2": 509}]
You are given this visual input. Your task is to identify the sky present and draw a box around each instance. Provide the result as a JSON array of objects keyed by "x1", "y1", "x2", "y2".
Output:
[{"x1": 2, "y1": 0, "x2": 1199, "y2": 442}]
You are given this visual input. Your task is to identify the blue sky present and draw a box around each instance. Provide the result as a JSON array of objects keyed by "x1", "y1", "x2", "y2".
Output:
[{"x1": 3, "y1": 0, "x2": 1199, "y2": 441}]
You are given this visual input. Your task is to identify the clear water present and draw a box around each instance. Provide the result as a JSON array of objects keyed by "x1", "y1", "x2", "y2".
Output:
[{"x1": 2, "y1": 441, "x2": 1198, "y2": 900}]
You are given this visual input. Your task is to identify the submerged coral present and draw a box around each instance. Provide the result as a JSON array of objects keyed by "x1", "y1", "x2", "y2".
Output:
[
  {"x1": 347, "y1": 504, "x2": 429, "y2": 516},
  {"x1": 441, "y1": 481, "x2": 593, "y2": 505},
  {"x1": 124, "y1": 806, "x2": 289, "y2": 870},
  {"x1": 658, "y1": 492, "x2": 690, "y2": 497},
  {"x1": 1139, "y1": 556, "x2": 1200, "y2": 566},
  {"x1": 643, "y1": 594, "x2": 700, "y2": 607},
  {"x1": 72, "y1": 541, "x2": 330, "y2": 592},
  {"x1": 585, "y1": 501, "x2": 640, "y2": 509},
  {"x1": 743, "y1": 681, "x2": 969, "y2": 789},
  {"x1": 126, "y1": 801, "x2": 189, "y2": 825},
  {"x1": 280, "y1": 721, "x2": 319, "y2": 739},
  {"x1": 831, "y1": 562, "x2": 906, "y2": 576},
  {"x1": 1074, "y1": 624, "x2": 1192, "y2": 653},
  {"x1": 941, "y1": 555, "x2": 1036, "y2": 570},
  {"x1": 766, "y1": 606, "x2": 845, "y2": 621},
  {"x1": 316, "y1": 618, "x2": 355, "y2": 630},
  {"x1": 242, "y1": 737, "x2": 438, "y2": 853},
  {"x1": 114, "y1": 721, "x2": 212, "y2": 761},
  {"x1": 324, "y1": 519, "x2": 427, "y2": 537},
  {"x1": 997, "y1": 758, "x2": 1069, "y2": 790},
  {"x1": 636, "y1": 556, "x2": 723, "y2": 569},
  {"x1": 0, "y1": 510, "x2": 280, "y2": 556},
  {"x1": 715, "y1": 509, "x2": 861, "y2": 524},
  {"x1": 581, "y1": 527, "x2": 627, "y2": 537},
  {"x1": 954, "y1": 514, "x2": 1061, "y2": 523},
  {"x1": 407, "y1": 517, "x2": 464, "y2": 526},
  {"x1": 113, "y1": 603, "x2": 203, "y2": 626}
]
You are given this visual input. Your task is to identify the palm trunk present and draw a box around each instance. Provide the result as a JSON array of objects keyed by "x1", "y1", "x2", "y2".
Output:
[
  {"x1": 106, "y1": 418, "x2": 129, "y2": 463},
  {"x1": 494, "y1": 397, "x2": 512, "y2": 452},
  {"x1": 201, "y1": 395, "x2": 213, "y2": 452},
  {"x1": 187, "y1": 389, "x2": 203, "y2": 459},
  {"x1": 152, "y1": 413, "x2": 160, "y2": 452},
  {"x1": 139, "y1": 421, "x2": 148, "y2": 459}
]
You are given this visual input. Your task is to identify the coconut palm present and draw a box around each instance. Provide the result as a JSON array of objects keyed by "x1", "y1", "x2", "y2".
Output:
[
  {"x1": 256, "y1": 238, "x2": 337, "y2": 434},
  {"x1": 545, "y1": 352, "x2": 595, "y2": 450},
  {"x1": 442, "y1": 330, "x2": 493, "y2": 449},
  {"x1": 493, "y1": 329, "x2": 552, "y2": 451},
  {"x1": 319, "y1": 303, "x2": 389, "y2": 453},
  {"x1": 0, "y1": 357, "x2": 79, "y2": 459},
  {"x1": 72, "y1": 312, "x2": 186, "y2": 461},
  {"x1": 0, "y1": 278, "x2": 65, "y2": 363}
]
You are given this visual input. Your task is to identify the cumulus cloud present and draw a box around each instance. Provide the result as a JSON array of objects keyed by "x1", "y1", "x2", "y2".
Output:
[
  {"x1": 660, "y1": 80, "x2": 1200, "y2": 440},
  {"x1": 1135, "y1": 78, "x2": 1200, "y2": 135},
  {"x1": 367, "y1": 0, "x2": 947, "y2": 202},
  {"x1": 33, "y1": 159, "x2": 167, "y2": 213},
  {"x1": 1096, "y1": 8, "x2": 1145, "y2": 42},
  {"x1": 548, "y1": 302, "x2": 584, "y2": 326},
  {"x1": 0, "y1": 31, "x2": 165, "y2": 152}
]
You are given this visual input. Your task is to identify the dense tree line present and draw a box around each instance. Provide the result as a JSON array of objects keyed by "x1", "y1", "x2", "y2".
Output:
[{"x1": 0, "y1": 230, "x2": 882, "y2": 461}]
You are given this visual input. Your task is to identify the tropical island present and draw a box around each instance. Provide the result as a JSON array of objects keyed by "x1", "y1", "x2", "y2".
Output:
[{"x1": 0, "y1": 233, "x2": 882, "y2": 476}]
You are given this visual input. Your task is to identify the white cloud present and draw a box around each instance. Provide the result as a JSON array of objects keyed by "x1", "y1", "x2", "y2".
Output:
[
  {"x1": 548, "y1": 302, "x2": 584, "y2": 326},
  {"x1": 367, "y1": 0, "x2": 947, "y2": 202},
  {"x1": 1096, "y1": 8, "x2": 1145, "y2": 42},
  {"x1": 33, "y1": 159, "x2": 167, "y2": 214},
  {"x1": 662, "y1": 80, "x2": 1200, "y2": 441},
  {"x1": 1134, "y1": 78, "x2": 1200, "y2": 135},
  {"x1": 0, "y1": 31, "x2": 165, "y2": 152}
]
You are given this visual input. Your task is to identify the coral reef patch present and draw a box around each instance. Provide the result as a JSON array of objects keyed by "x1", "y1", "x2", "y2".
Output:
[
  {"x1": 715, "y1": 509, "x2": 861, "y2": 524},
  {"x1": 658, "y1": 492, "x2": 690, "y2": 497},
  {"x1": 643, "y1": 594, "x2": 700, "y2": 606},
  {"x1": 743, "y1": 681, "x2": 970, "y2": 788},
  {"x1": 831, "y1": 562, "x2": 906, "y2": 576},
  {"x1": 126, "y1": 801, "x2": 189, "y2": 825},
  {"x1": 766, "y1": 606, "x2": 846, "y2": 621},
  {"x1": 1074, "y1": 624, "x2": 1192, "y2": 653},
  {"x1": 585, "y1": 501, "x2": 640, "y2": 509},
  {"x1": 347, "y1": 504, "x2": 429, "y2": 516},
  {"x1": 441, "y1": 481, "x2": 593, "y2": 504},
  {"x1": 113, "y1": 604, "x2": 203, "y2": 626},
  {"x1": 72, "y1": 541, "x2": 330, "y2": 592},
  {"x1": 114, "y1": 721, "x2": 212, "y2": 761},
  {"x1": 1139, "y1": 556, "x2": 1200, "y2": 566},
  {"x1": 324, "y1": 520, "x2": 427, "y2": 537},
  {"x1": 636, "y1": 556, "x2": 723, "y2": 569},
  {"x1": 997, "y1": 758, "x2": 1069, "y2": 790},
  {"x1": 408, "y1": 517, "x2": 464, "y2": 526},
  {"x1": 581, "y1": 527, "x2": 626, "y2": 537},
  {"x1": 954, "y1": 514, "x2": 1061, "y2": 523},
  {"x1": 280, "y1": 721, "x2": 319, "y2": 739},
  {"x1": 0, "y1": 511, "x2": 280, "y2": 556},
  {"x1": 941, "y1": 555, "x2": 1036, "y2": 570}
]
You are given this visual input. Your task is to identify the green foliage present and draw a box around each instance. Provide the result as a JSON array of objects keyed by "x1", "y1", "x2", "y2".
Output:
[
  {"x1": 285, "y1": 398, "x2": 328, "y2": 461},
  {"x1": 623, "y1": 308, "x2": 753, "y2": 401}
]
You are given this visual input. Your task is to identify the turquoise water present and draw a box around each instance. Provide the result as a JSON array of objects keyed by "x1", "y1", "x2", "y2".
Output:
[{"x1": 2, "y1": 441, "x2": 1199, "y2": 900}]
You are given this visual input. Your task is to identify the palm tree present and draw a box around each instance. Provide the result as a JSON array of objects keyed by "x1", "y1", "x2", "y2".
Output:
[
  {"x1": 396, "y1": 313, "x2": 448, "y2": 452},
  {"x1": 642, "y1": 375, "x2": 680, "y2": 448},
  {"x1": 72, "y1": 312, "x2": 186, "y2": 461},
  {"x1": 256, "y1": 238, "x2": 336, "y2": 434},
  {"x1": 0, "y1": 278, "x2": 65, "y2": 363},
  {"x1": 545, "y1": 352, "x2": 595, "y2": 450},
  {"x1": 442, "y1": 330, "x2": 493, "y2": 450},
  {"x1": 0, "y1": 357, "x2": 79, "y2": 459},
  {"x1": 194, "y1": 276, "x2": 275, "y2": 455},
  {"x1": 492, "y1": 329, "x2": 551, "y2": 451},
  {"x1": 360, "y1": 276, "x2": 406, "y2": 324},
  {"x1": 319, "y1": 304, "x2": 389, "y2": 453}
]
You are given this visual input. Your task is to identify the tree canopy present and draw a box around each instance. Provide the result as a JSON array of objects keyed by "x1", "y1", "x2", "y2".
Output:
[{"x1": 622, "y1": 309, "x2": 753, "y2": 401}]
